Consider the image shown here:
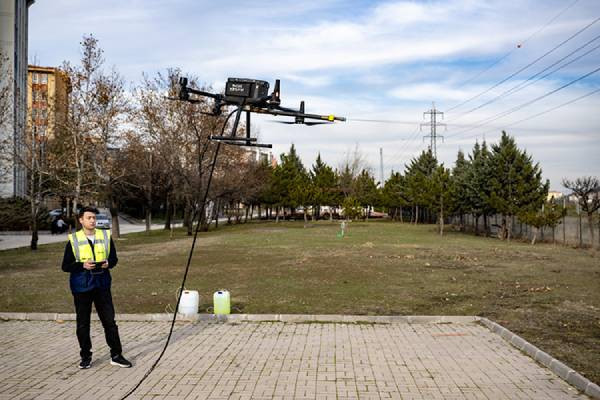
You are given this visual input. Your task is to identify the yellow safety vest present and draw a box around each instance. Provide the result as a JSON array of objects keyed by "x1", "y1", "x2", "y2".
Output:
[{"x1": 68, "y1": 229, "x2": 111, "y2": 262}]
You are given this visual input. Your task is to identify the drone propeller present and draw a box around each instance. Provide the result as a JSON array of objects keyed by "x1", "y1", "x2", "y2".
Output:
[{"x1": 269, "y1": 120, "x2": 331, "y2": 126}]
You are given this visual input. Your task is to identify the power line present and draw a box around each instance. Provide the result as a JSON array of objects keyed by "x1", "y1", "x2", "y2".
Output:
[
  {"x1": 450, "y1": 0, "x2": 582, "y2": 92},
  {"x1": 382, "y1": 126, "x2": 422, "y2": 173},
  {"x1": 445, "y1": 14, "x2": 600, "y2": 114},
  {"x1": 446, "y1": 65, "x2": 600, "y2": 139},
  {"x1": 451, "y1": 33, "x2": 600, "y2": 120},
  {"x1": 348, "y1": 118, "x2": 419, "y2": 125},
  {"x1": 475, "y1": 86, "x2": 600, "y2": 138}
]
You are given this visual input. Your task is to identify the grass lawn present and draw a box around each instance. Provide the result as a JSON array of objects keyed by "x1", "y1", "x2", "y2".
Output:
[{"x1": 1, "y1": 220, "x2": 599, "y2": 382}]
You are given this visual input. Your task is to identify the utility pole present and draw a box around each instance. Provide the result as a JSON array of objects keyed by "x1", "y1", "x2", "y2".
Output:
[
  {"x1": 421, "y1": 102, "x2": 445, "y2": 159},
  {"x1": 379, "y1": 147, "x2": 384, "y2": 187}
]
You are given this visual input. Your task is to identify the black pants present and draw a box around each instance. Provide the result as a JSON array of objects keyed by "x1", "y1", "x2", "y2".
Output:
[{"x1": 73, "y1": 288, "x2": 122, "y2": 359}]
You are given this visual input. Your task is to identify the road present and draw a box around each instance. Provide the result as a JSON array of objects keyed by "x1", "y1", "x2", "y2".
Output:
[{"x1": 0, "y1": 217, "x2": 178, "y2": 251}]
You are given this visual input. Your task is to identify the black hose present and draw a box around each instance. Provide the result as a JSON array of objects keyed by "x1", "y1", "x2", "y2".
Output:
[{"x1": 119, "y1": 108, "x2": 238, "y2": 399}]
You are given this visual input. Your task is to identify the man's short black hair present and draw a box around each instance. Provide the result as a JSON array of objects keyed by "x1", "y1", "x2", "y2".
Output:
[{"x1": 78, "y1": 206, "x2": 99, "y2": 219}]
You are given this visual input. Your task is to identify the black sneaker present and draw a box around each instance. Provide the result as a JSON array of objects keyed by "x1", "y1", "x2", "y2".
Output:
[
  {"x1": 79, "y1": 357, "x2": 92, "y2": 369},
  {"x1": 110, "y1": 354, "x2": 132, "y2": 368}
]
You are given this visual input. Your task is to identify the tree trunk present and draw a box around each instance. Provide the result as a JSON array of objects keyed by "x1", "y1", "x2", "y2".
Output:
[
  {"x1": 145, "y1": 206, "x2": 152, "y2": 233},
  {"x1": 213, "y1": 198, "x2": 220, "y2": 229},
  {"x1": 587, "y1": 213, "x2": 596, "y2": 248},
  {"x1": 170, "y1": 202, "x2": 176, "y2": 239},
  {"x1": 276, "y1": 206, "x2": 280, "y2": 223},
  {"x1": 415, "y1": 205, "x2": 419, "y2": 224},
  {"x1": 164, "y1": 194, "x2": 172, "y2": 230},
  {"x1": 439, "y1": 198, "x2": 444, "y2": 236},
  {"x1": 531, "y1": 228, "x2": 538, "y2": 245},
  {"x1": 184, "y1": 199, "x2": 193, "y2": 236},
  {"x1": 483, "y1": 214, "x2": 489, "y2": 237},
  {"x1": 110, "y1": 202, "x2": 120, "y2": 239},
  {"x1": 245, "y1": 205, "x2": 250, "y2": 223},
  {"x1": 330, "y1": 207, "x2": 333, "y2": 222},
  {"x1": 30, "y1": 212, "x2": 38, "y2": 251}
]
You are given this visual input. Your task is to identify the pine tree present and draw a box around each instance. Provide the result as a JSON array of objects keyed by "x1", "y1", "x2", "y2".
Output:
[
  {"x1": 429, "y1": 165, "x2": 454, "y2": 235},
  {"x1": 487, "y1": 131, "x2": 548, "y2": 240},
  {"x1": 451, "y1": 150, "x2": 470, "y2": 230},
  {"x1": 311, "y1": 153, "x2": 337, "y2": 220},
  {"x1": 271, "y1": 143, "x2": 307, "y2": 221},
  {"x1": 382, "y1": 171, "x2": 408, "y2": 221},
  {"x1": 465, "y1": 141, "x2": 493, "y2": 235},
  {"x1": 352, "y1": 169, "x2": 379, "y2": 219},
  {"x1": 404, "y1": 150, "x2": 438, "y2": 223}
]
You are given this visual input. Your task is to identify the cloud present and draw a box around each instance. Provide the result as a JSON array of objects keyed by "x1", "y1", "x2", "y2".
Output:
[{"x1": 27, "y1": 0, "x2": 600, "y2": 189}]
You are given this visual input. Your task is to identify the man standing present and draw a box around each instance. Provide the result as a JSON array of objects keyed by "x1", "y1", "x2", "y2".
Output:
[{"x1": 62, "y1": 206, "x2": 132, "y2": 369}]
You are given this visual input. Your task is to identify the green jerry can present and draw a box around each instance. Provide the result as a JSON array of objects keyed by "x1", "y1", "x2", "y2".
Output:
[{"x1": 213, "y1": 290, "x2": 231, "y2": 315}]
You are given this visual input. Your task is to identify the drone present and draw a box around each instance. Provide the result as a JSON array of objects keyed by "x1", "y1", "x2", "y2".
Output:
[{"x1": 176, "y1": 77, "x2": 346, "y2": 148}]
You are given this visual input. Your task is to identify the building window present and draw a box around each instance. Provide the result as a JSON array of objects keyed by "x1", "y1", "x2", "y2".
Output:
[{"x1": 40, "y1": 74, "x2": 47, "y2": 84}]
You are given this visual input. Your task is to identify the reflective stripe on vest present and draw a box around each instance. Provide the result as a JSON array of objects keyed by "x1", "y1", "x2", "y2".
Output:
[{"x1": 69, "y1": 229, "x2": 111, "y2": 262}]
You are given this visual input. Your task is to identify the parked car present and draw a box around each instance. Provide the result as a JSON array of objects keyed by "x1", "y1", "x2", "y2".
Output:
[
  {"x1": 96, "y1": 213, "x2": 111, "y2": 229},
  {"x1": 49, "y1": 208, "x2": 64, "y2": 218}
]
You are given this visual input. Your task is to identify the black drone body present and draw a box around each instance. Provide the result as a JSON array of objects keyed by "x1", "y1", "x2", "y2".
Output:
[{"x1": 177, "y1": 77, "x2": 345, "y2": 148}]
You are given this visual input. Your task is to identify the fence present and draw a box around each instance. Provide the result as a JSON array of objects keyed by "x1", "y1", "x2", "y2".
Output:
[{"x1": 453, "y1": 213, "x2": 599, "y2": 248}]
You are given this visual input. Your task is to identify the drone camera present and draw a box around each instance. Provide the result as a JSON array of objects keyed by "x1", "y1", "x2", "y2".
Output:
[{"x1": 225, "y1": 78, "x2": 270, "y2": 105}]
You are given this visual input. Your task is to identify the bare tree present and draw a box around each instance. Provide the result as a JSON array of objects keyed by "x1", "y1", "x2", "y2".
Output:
[
  {"x1": 133, "y1": 70, "x2": 220, "y2": 233},
  {"x1": 54, "y1": 35, "x2": 109, "y2": 219},
  {"x1": 563, "y1": 176, "x2": 600, "y2": 248}
]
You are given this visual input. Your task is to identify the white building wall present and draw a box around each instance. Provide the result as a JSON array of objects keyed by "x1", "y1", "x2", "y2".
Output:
[{"x1": 0, "y1": 0, "x2": 34, "y2": 197}]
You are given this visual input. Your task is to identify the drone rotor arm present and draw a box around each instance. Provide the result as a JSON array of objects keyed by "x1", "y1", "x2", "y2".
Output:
[{"x1": 247, "y1": 106, "x2": 345, "y2": 122}]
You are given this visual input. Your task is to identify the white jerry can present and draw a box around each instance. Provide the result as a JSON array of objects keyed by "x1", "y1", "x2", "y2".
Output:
[
  {"x1": 213, "y1": 290, "x2": 231, "y2": 315},
  {"x1": 178, "y1": 290, "x2": 199, "y2": 315}
]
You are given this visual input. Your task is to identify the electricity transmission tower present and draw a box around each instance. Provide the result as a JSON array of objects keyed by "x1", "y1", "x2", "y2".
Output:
[{"x1": 421, "y1": 102, "x2": 446, "y2": 159}]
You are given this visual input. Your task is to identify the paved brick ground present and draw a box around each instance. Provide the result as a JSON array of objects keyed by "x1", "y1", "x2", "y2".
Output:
[{"x1": 0, "y1": 320, "x2": 589, "y2": 400}]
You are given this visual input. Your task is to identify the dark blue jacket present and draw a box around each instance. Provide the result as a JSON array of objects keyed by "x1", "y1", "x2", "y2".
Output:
[{"x1": 61, "y1": 237, "x2": 118, "y2": 293}]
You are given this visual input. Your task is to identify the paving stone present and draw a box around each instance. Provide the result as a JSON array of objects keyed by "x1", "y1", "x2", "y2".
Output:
[{"x1": 0, "y1": 319, "x2": 593, "y2": 399}]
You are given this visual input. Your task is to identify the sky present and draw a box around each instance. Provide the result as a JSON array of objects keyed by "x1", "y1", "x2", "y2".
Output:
[{"x1": 28, "y1": 0, "x2": 600, "y2": 191}]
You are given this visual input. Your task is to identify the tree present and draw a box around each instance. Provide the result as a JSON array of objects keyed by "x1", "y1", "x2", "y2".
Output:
[
  {"x1": 429, "y1": 165, "x2": 453, "y2": 235},
  {"x1": 352, "y1": 169, "x2": 379, "y2": 219},
  {"x1": 310, "y1": 153, "x2": 337, "y2": 220},
  {"x1": 290, "y1": 171, "x2": 313, "y2": 226},
  {"x1": 520, "y1": 202, "x2": 565, "y2": 245},
  {"x1": 404, "y1": 150, "x2": 437, "y2": 224},
  {"x1": 342, "y1": 196, "x2": 362, "y2": 220},
  {"x1": 563, "y1": 176, "x2": 600, "y2": 248},
  {"x1": 464, "y1": 141, "x2": 494, "y2": 235},
  {"x1": 382, "y1": 172, "x2": 408, "y2": 222},
  {"x1": 271, "y1": 144, "x2": 306, "y2": 221},
  {"x1": 55, "y1": 35, "x2": 110, "y2": 218},
  {"x1": 133, "y1": 69, "x2": 226, "y2": 234},
  {"x1": 451, "y1": 150, "x2": 470, "y2": 230},
  {"x1": 487, "y1": 131, "x2": 548, "y2": 241}
]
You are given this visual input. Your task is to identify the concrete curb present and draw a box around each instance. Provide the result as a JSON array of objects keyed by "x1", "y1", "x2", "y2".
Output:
[
  {"x1": 479, "y1": 318, "x2": 600, "y2": 399},
  {"x1": 1, "y1": 312, "x2": 597, "y2": 398},
  {"x1": 0, "y1": 312, "x2": 479, "y2": 324}
]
